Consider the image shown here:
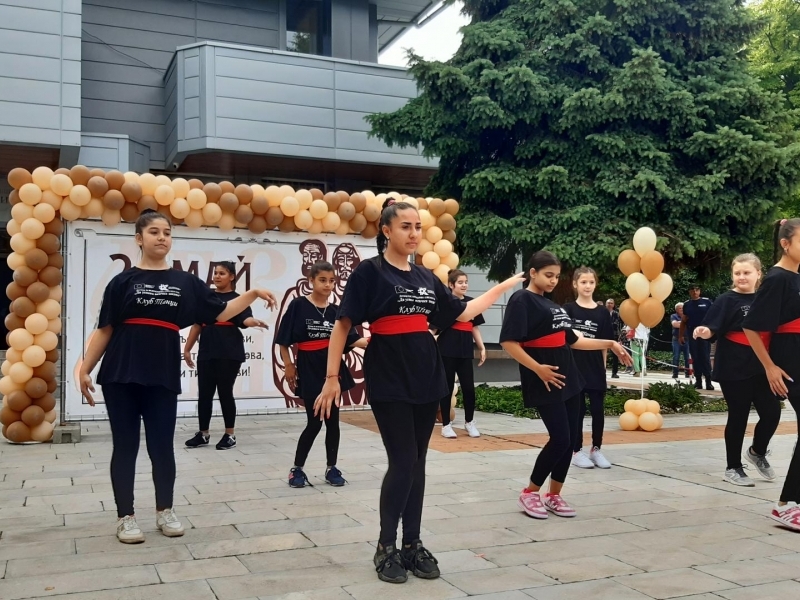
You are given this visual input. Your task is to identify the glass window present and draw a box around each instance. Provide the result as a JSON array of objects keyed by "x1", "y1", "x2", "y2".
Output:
[{"x1": 286, "y1": 0, "x2": 332, "y2": 57}]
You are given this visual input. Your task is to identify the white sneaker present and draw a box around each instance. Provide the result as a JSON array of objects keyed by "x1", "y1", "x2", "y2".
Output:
[
  {"x1": 156, "y1": 508, "x2": 185, "y2": 537},
  {"x1": 589, "y1": 447, "x2": 611, "y2": 469},
  {"x1": 441, "y1": 424, "x2": 457, "y2": 439},
  {"x1": 116, "y1": 515, "x2": 144, "y2": 544},
  {"x1": 465, "y1": 421, "x2": 481, "y2": 438},
  {"x1": 571, "y1": 450, "x2": 594, "y2": 469},
  {"x1": 724, "y1": 467, "x2": 755, "y2": 487}
]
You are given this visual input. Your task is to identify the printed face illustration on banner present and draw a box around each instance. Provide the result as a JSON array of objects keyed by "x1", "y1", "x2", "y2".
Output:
[{"x1": 63, "y1": 222, "x2": 375, "y2": 420}]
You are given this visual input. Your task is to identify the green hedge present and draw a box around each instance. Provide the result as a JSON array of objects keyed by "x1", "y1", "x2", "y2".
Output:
[{"x1": 459, "y1": 381, "x2": 728, "y2": 419}]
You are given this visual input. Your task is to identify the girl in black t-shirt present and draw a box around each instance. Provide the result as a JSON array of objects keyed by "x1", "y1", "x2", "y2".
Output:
[
  {"x1": 276, "y1": 261, "x2": 366, "y2": 489},
  {"x1": 564, "y1": 267, "x2": 614, "y2": 470},
  {"x1": 314, "y1": 199, "x2": 524, "y2": 584},
  {"x1": 500, "y1": 252, "x2": 631, "y2": 522},
  {"x1": 694, "y1": 254, "x2": 780, "y2": 487},
  {"x1": 183, "y1": 261, "x2": 269, "y2": 451},
  {"x1": 743, "y1": 219, "x2": 800, "y2": 531},
  {"x1": 429, "y1": 269, "x2": 486, "y2": 439},
  {"x1": 78, "y1": 210, "x2": 277, "y2": 545}
]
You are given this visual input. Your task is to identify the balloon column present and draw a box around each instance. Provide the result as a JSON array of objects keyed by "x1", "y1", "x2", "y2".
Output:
[
  {"x1": 617, "y1": 227, "x2": 673, "y2": 329},
  {"x1": 3, "y1": 167, "x2": 465, "y2": 443},
  {"x1": 619, "y1": 398, "x2": 664, "y2": 432}
]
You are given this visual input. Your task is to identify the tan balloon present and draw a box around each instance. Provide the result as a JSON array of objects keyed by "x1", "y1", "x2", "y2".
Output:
[
  {"x1": 218, "y1": 213, "x2": 235, "y2": 231},
  {"x1": 425, "y1": 226, "x2": 443, "y2": 244},
  {"x1": 12, "y1": 297, "x2": 35, "y2": 319},
  {"x1": 278, "y1": 216, "x2": 296, "y2": 233},
  {"x1": 433, "y1": 264, "x2": 450, "y2": 283},
  {"x1": 265, "y1": 207, "x2": 284, "y2": 228},
  {"x1": 7, "y1": 390, "x2": 31, "y2": 412},
  {"x1": 337, "y1": 202, "x2": 355, "y2": 221},
  {"x1": 640, "y1": 250, "x2": 664, "y2": 281},
  {"x1": 294, "y1": 210, "x2": 313, "y2": 230},
  {"x1": 335, "y1": 220, "x2": 350, "y2": 236},
  {"x1": 434, "y1": 239, "x2": 452, "y2": 258},
  {"x1": 248, "y1": 215, "x2": 267, "y2": 234},
  {"x1": 350, "y1": 214, "x2": 367, "y2": 233},
  {"x1": 617, "y1": 249, "x2": 641, "y2": 277},
  {"x1": 321, "y1": 212, "x2": 340, "y2": 232},
  {"x1": 41, "y1": 190, "x2": 62, "y2": 211},
  {"x1": 24, "y1": 248, "x2": 48, "y2": 271},
  {"x1": 649, "y1": 273, "x2": 673, "y2": 303},
  {"x1": 363, "y1": 204, "x2": 380, "y2": 223},
  {"x1": 619, "y1": 299, "x2": 640, "y2": 329},
  {"x1": 47, "y1": 286, "x2": 63, "y2": 302},
  {"x1": 87, "y1": 175, "x2": 109, "y2": 198},
  {"x1": 626, "y1": 273, "x2": 650, "y2": 303},
  {"x1": 185, "y1": 209, "x2": 204, "y2": 228},
  {"x1": 102, "y1": 209, "x2": 122, "y2": 227},
  {"x1": 619, "y1": 411, "x2": 639, "y2": 431},
  {"x1": 30, "y1": 420, "x2": 53, "y2": 442},
  {"x1": 5, "y1": 420, "x2": 31, "y2": 443},
  {"x1": 7, "y1": 167, "x2": 32, "y2": 190},
  {"x1": 308, "y1": 219, "x2": 324, "y2": 235},
  {"x1": 441, "y1": 252, "x2": 459, "y2": 270},
  {"x1": 443, "y1": 199, "x2": 459, "y2": 216},
  {"x1": 428, "y1": 198, "x2": 446, "y2": 217},
  {"x1": 202, "y1": 202, "x2": 222, "y2": 224},
  {"x1": 633, "y1": 227, "x2": 657, "y2": 257},
  {"x1": 638, "y1": 297, "x2": 666, "y2": 328},
  {"x1": 417, "y1": 239, "x2": 434, "y2": 255}
]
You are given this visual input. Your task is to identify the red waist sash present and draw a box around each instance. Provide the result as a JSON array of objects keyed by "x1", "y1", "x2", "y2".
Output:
[
  {"x1": 371, "y1": 315, "x2": 429, "y2": 336},
  {"x1": 202, "y1": 322, "x2": 234, "y2": 327},
  {"x1": 297, "y1": 339, "x2": 330, "y2": 351},
  {"x1": 123, "y1": 318, "x2": 179, "y2": 332},
  {"x1": 725, "y1": 331, "x2": 771, "y2": 347},
  {"x1": 777, "y1": 318, "x2": 800, "y2": 334},
  {"x1": 451, "y1": 321, "x2": 473, "y2": 332},
  {"x1": 520, "y1": 331, "x2": 566, "y2": 349}
]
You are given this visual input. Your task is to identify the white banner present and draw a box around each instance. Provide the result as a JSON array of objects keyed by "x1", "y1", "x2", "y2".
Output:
[{"x1": 63, "y1": 221, "x2": 376, "y2": 420}]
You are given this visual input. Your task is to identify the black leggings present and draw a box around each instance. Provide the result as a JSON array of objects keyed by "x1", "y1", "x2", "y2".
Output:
[
  {"x1": 294, "y1": 399, "x2": 340, "y2": 467},
  {"x1": 531, "y1": 395, "x2": 581, "y2": 486},
  {"x1": 197, "y1": 359, "x2": 240, "y2": 431},
  {"x1": 440, "y1": 356, "x2": 476, "y2": 425},
  {"x1": 719, "y1": 376, "x2": 781, "y2": 470},
  {"x1": 781, "y1": 395, "x2": 800, "y2": 503},
  {"x1": 371, "y1": 400, "x2": 438, "y2": 547},
  {"x1": 689, "y1": 337, "x2": 712, "y2": 382},
  {"x1": 103, "y1": 383, "x2": 178, "y2": 518},
  {"x1": 574, "y1": 389, "x2": 605, "y2": 451}
]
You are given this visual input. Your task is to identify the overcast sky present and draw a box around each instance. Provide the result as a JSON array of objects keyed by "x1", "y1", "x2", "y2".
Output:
[{"x1": 379, "y1": 2, "x2": 470, "y2": 67}]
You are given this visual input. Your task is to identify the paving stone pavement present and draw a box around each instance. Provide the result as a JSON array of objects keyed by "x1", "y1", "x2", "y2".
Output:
[{"x1": 1, "y1": 406, "x2": 799, "y2": 600}]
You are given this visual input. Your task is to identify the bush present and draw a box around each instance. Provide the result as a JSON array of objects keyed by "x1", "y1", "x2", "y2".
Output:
[{"x1": 459, "y1": 381, "x2": 729, "y2": 419}]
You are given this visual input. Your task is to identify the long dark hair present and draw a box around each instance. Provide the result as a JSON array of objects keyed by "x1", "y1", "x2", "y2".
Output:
[
  {"x1": 215, "y1": 260, "x2": 237, "y2": 290},
  {"x1": 376, "y1": 199, "x2": 417, "y2": 255},
  {"x1": 773, "y1": 218, "x2": 800, "y2": 262},
  {"x1": 523, "y1": 251, "x2": 560, "y2": 285}
]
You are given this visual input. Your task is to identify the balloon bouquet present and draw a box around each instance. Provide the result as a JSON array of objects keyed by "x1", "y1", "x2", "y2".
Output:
[{"x1": 616, "y1": 227, "x2": 672, "y2": 432}]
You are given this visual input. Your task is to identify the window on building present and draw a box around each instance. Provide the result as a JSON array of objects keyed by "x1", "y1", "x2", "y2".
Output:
[{"x1": 286, "y1": 0, "x2": 332, "y2": 57}]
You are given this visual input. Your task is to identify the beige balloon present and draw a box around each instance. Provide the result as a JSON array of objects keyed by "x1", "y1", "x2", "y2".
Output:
[
  {"x1": 639, "y1": 412, "x2": 659, "y2": 432},
  {"x1": 441, "y1": 252, "x2": 459, "y2": 270},
  {"x1": 649, "y1": 273, "x2": 673, "y2": 302},
  {"x1": 625, "y1": 273, "x2": 650, "y2": 303},
  {"x1": 422, "y1": 251, "x2": 440, "y2": 269},
  {"x1": 633, "y1": 227, "x2": 657, "y2": 257}
]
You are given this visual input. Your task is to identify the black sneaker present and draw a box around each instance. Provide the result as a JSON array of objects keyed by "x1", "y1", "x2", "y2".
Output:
[
  {"x1": 216, "y1": 433, "x2": 236, "y2": 450},
  {"x1": 374, "y1": 544, "x2": 408, "y2": 583},
  {"x1": 706, "y1": 383, "x2": 715, "y2": 391},
  {"x1": 185, "y1": 432, "x2": 209, "y2": 448},
  {"x1": 611, "y1": 374, "x2": 619, "y2": 379},
  {"x1": 694, "y1": 382, "x2": 702, "y2": 389},
  {"x1": 325, "y1": 466, "x2": 347, "y2": 486},
  {"x1": 289, "y1": 467, "x2": 309, "y2": 488},
  {"x1": 401, "y1": 540, "x2": 440, "y2": 579}
]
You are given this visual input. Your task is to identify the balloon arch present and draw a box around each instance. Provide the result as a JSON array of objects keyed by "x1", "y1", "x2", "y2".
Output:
[{"x1": 1, "y1": 165, "x2": 462, "y2": 444}]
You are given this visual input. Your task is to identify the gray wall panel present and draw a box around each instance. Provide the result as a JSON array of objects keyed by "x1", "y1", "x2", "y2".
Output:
[
  {"x1": 79, "y1": 133, "x2": 152, "y2": 172},
  {"x1": 215, "y1": 98, "x2": 334, "y2": 128},
  {"x1": 215, "y1": 117, "x2": 336, "y2": 147},
  {"x1": 0, "y1": 0, "x2": 81, "y2": 154},
  {"x1": 215, "y1": 55, "x2": 335, "y2": 89}
]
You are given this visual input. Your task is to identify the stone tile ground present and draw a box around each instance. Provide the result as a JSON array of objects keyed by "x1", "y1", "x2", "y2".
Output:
[{"x1": 0, "y1": 405, "x2": 799, "y2": 599}]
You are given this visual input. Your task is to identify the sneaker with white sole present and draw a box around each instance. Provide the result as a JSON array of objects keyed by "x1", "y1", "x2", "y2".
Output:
[
  {"x1": 116, "y1": 515, "x2": 144, "y2": 544},
  {"x1": 770, "y1": 502, "x2": 800, "y2": 532},
  {"x1": 441, "y1": 424, "x2": 457, "y2": 439},
  {"x1": 590, "y1": 447, "x2": 611, "y2": 469},
  {"x1": 571, "y1": 450, "x2": 594, "y2": 469},
  {"x1": 517, "y1": 489, "x2": 548, "y2": 519},
  {"x1": 464, "y1": 421, "x2": 481, "y2": 438},
  {"x1": 744, "y1": 447, "x2": 776, "y2": 481},
  {"x1": 543, "y1": 493, "x2": 577, "y2": 517},
  {"x1": 156, "y1": 508, "x2": 184, "y2": 537},
  {"x1": 724, "y1": 467, "x2": 755, "y2": 487}
]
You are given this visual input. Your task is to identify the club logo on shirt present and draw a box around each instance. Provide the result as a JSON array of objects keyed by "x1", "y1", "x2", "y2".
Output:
[
  {"x1": 550, "y1": 307, "x2": 573, "y2": 330},
  {"x1": 395, "y1": 285, "x2": 437, "y2": 315},
  {"x1": 740, "y1": 305, "x2": 750, "y2": 317},
  {"x1": 134, "y1": 283, "x2": 181, "y2": 307},
  {"x1": 305, "y1": 318, "x2": 333, "y2": 339},
  {"x1": 159, "y1": 284, "x2": 169, "y2": 292},
  {"x1": 418, "y1": 287, "x2": 430, "y2": 296},
  {"x1": 395, "y1": 285, "x2": 412, "y2": 294}
]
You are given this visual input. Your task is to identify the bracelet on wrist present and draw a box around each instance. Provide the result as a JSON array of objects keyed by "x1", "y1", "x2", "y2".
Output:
[{"x1": 325, "y1": 374, "x2": 340, "y2": 380}]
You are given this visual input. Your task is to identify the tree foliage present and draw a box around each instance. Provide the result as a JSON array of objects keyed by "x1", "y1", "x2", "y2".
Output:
[
  {"x1": 369, "y1": 0, "x2": 800, "y2": 279},
  {"x1": 749, "y1": 0, "x2": 800, "y2": 109}
]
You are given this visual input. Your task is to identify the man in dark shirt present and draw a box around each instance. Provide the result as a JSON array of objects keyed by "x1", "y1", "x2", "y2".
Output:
[
  {"x1": 606, "y1": 298, "x2": 622, "y2": 378},
  {"x1": 671, "y1": 303, "x2": 690, "y2": 379},
  {"x1": 680, "y1": 284, "x2": 714, "y2": 390}
]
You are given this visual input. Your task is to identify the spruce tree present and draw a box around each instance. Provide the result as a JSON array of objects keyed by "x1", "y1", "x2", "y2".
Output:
[{"x1": 369, "y1": 0, "x2": 800, "y2": 278}]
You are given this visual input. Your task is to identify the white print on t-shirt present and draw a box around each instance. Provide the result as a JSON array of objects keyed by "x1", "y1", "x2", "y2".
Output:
[
  {"x1": 572, "y1": 318, "x2": 599, "y2": 339},
  {"x1": 304, "y1": 318, "x2": 334, "y2": 340},
  {"x1": 396, "y1": 286, "x2": 437, "y2": 315},
  {"x1": 134, "y1": 283, "x2": 181, "y2": 307},
  {"x1": 740, "y1": 305, "x2": 750, "y2": 317},
  {"x1": 550, "y1": 307, "x2": 573, "y2": 331}
]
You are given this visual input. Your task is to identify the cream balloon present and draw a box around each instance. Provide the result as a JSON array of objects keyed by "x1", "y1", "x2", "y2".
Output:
[
  {"x1": 649, "y1": 273, "x2": 674, "y2": 302},
  {"x1": 10, "y1": 233, "x2": 36, "y2": 254},
  {"x1": 625, "y1": 273, "x2": 651, "y2": 303},
  {"x1": 9, "y1": 362, "x2": 33, "y2": 385},
  {"x1": 34, "y1": 331, "x2": 58, "y2": 352},
  {"x1": 422, "y1": 251, "x2": 440, "y2": 269},
  {"x1": 433, "y1": 239, "x2": 452, "y2": 258},
  {"x1": 321, "y1": 212, "x2": 341, "y2": 232},
  {"x1": 21, "y1": 218, "x2": 45, "y2": 240},
  {"x1": 33, "y1": 203, "x2": 56, "y2": 223},
  {"x1": 36, "y1": 300, "x2": 60, "y2": 320},
  {"x1": 202, "y1": 202, "x2": 222, "y2": 224},
  {"x1": 425, "y1": 226, "x2": 443, "y2": 244},
  {"x1": 639, "y1": 412, "x2": 659, "y2": 432},
  {"x1": 24, "y1": 313, "x2": 48, "y2": 335},
  {"x1": 632, "y1": 227, "x2": 657, "y2": 257},
  {"x1": 441, "y1": 252, "x2": 459, "y2": 270},
  {"x1": 22, "y1": 345, "x2": 46, "y2": 368}
]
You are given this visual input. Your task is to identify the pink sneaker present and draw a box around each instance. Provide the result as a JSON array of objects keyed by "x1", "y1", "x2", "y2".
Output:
[
  {"x1": 518, "y1": 489, "x2": 548, "y2": 519},
  {"x1": 543, "y1": 493, "x2": 576, "y2": 517},
  {"x1": 770, "y1": 502, "x2": 800, "y2": 531}
]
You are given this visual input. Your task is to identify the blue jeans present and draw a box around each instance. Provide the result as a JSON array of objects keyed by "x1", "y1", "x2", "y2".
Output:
[{"x1": 672, "y1": 339, "x2": 689, "y2": 377}]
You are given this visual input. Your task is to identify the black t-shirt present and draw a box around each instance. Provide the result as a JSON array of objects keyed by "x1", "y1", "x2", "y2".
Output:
[
  {"x1": 430, "y1": 295, "x2": 485, "y2": 359},
  {"x1": 683, "y1": 297, "x2": 713, "y2": 332},
  {"x1": 97, "y1": 268, "x2": 227, "y2": 393},
  {"x1": 197, "y1": 291, "x2": 252, "y2": 363},
  {"x1": 499, "y1": 290, "x2": 583, "y2": 407},
  {"x1": 701, "y1": 291, "x2": 763, "y2": 382},
  {"x1": 563, "y1": 302, "x2": 613, "y2": 391},
  {"x1": 742, "y1": 267, "x2": 800, "y2": 392},
  {"x1": 275, "y1": 297, "x2": 358, "y2": 401},
  {"x1": 337, "y1": 256, "x2": 466, "y2": 403}
]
